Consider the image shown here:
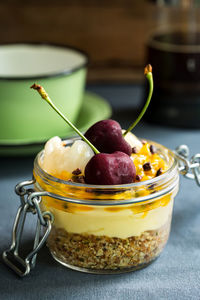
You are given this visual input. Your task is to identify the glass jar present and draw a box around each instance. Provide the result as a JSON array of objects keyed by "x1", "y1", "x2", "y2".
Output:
[
  {"x1": 32, "y1": 139, "x2": 179, "y2": 274},
  {"x1": 3, "y1": 139, "x2": 200, "y2": 277}
]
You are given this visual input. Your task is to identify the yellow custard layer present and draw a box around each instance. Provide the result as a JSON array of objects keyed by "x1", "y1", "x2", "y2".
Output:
[{"x1": 40, "y1": 193, "x2": 175, "y2": 238}]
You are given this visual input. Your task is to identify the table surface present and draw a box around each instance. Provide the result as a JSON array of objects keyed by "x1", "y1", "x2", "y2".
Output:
[{"x1": 1, "y1": 84, "x2": 200, "y2": 300}]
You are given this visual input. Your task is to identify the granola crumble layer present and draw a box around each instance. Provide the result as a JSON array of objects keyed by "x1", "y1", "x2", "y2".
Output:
[{"x1": 47, "y1": 220, "x2": 171, "y2": 271}]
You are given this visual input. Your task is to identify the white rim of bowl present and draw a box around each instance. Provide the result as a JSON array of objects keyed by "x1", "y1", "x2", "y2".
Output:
[{"x1": 0, "y1": 42, "x2": 89, "y2": 80}]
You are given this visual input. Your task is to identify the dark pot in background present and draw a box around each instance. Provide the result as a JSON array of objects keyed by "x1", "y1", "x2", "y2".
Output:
[{"x1": 144, "y1": 28, "x2": 200, "y2": 128}]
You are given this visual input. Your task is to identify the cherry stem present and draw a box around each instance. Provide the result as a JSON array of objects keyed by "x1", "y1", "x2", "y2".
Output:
[
  {"x1": 123, "y1": 64, "x2": 153, "y2": 136},
  {"x1": 30, "y1": 84, "x2": 100, "y2": 155}
]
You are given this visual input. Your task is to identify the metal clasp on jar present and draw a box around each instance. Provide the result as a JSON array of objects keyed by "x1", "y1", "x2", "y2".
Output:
[
  {"x1": 2, "y1": 179, "x2": 54, "y2": 277},
  {"x1": 174, "y1": 145, "x2": 200, "y2": 186}
]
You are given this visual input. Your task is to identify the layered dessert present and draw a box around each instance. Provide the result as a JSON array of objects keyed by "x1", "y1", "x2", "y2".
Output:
[
  {"x1": 35, "y1": 134, "x2": 175, "y2": 271},
  {"x1": 32, "y1": 65, "x2": 178, "y2": 272}
]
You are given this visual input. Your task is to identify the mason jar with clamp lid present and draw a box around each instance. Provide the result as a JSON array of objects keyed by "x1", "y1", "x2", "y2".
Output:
[{"x1": 2, "y1": 138, "x2": 200, "y2": 276}]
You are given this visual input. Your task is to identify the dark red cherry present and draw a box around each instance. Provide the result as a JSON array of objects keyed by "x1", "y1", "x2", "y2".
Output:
[
  {"x1": 84, "y1": 119, "x2": 132, "y2": 156},
  {"x1": 85, "y1": 151, "x2": 136, "y2": 185}
]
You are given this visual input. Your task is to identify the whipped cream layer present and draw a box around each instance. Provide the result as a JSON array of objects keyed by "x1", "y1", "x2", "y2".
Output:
[{"x1": 44, "y1": 197, "x2": 174, "y2": 239}]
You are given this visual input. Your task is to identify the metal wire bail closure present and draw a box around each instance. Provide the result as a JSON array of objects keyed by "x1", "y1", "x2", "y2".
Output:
[
  {"x1": 174, "y1": 145, "x2": 200, "y2": 186},
  {"x1": 2, "y1": 179, "x2": 54, "y2": 277}
]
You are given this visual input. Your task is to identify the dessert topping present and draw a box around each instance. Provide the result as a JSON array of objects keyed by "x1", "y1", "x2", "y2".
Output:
[
  {"x1": 132, "y1": 147, "x2": 138, "y2": 154},
  {"x1": 84, "y1": 65, "x2": 153, "y2": 156},
  {"x1": 123, "y1": 131, "x2": 143, "y2": 152},
  {"x1": 42, "y1": 137, "x2": 94, "y2": 176},
  {"x1": 143, "y1": 162, "x2": 152, "y2": 171},
  {"x1": 85, "y1": 151, "x2": 136, "y2": 185},
  {"x1": 31, "y1": 65, "x2": 155, "y2": 185},
  {"x1": 84, "y1": 119, "x2": 132, "y2": 156},
  {"x1": 72, "y1": 175, "x2": 85, "y2": 184},
  {"x1": 72, "y1": 168, "x2": 82, "y2": 175},
  {"x1": 32, "y1": 84, "x2": 136, "y2": 185},
  {"x1": 136, "y1": 175, "x2": 142, "y2": 181}
]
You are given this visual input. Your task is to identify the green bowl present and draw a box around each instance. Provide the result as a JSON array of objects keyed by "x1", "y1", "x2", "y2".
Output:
[{"x1": 0, "y1": 43, "x2": 88, "y2": 143}]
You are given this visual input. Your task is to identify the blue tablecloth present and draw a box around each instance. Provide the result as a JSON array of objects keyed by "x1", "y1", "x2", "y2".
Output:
[{"x1": 1, "y1": 85, "x2": 200, "y2": 299}]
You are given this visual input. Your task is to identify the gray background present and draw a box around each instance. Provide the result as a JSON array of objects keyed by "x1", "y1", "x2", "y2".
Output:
[{"x1": 0, "y1": 85, "x2": 200, "y2": 299}]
